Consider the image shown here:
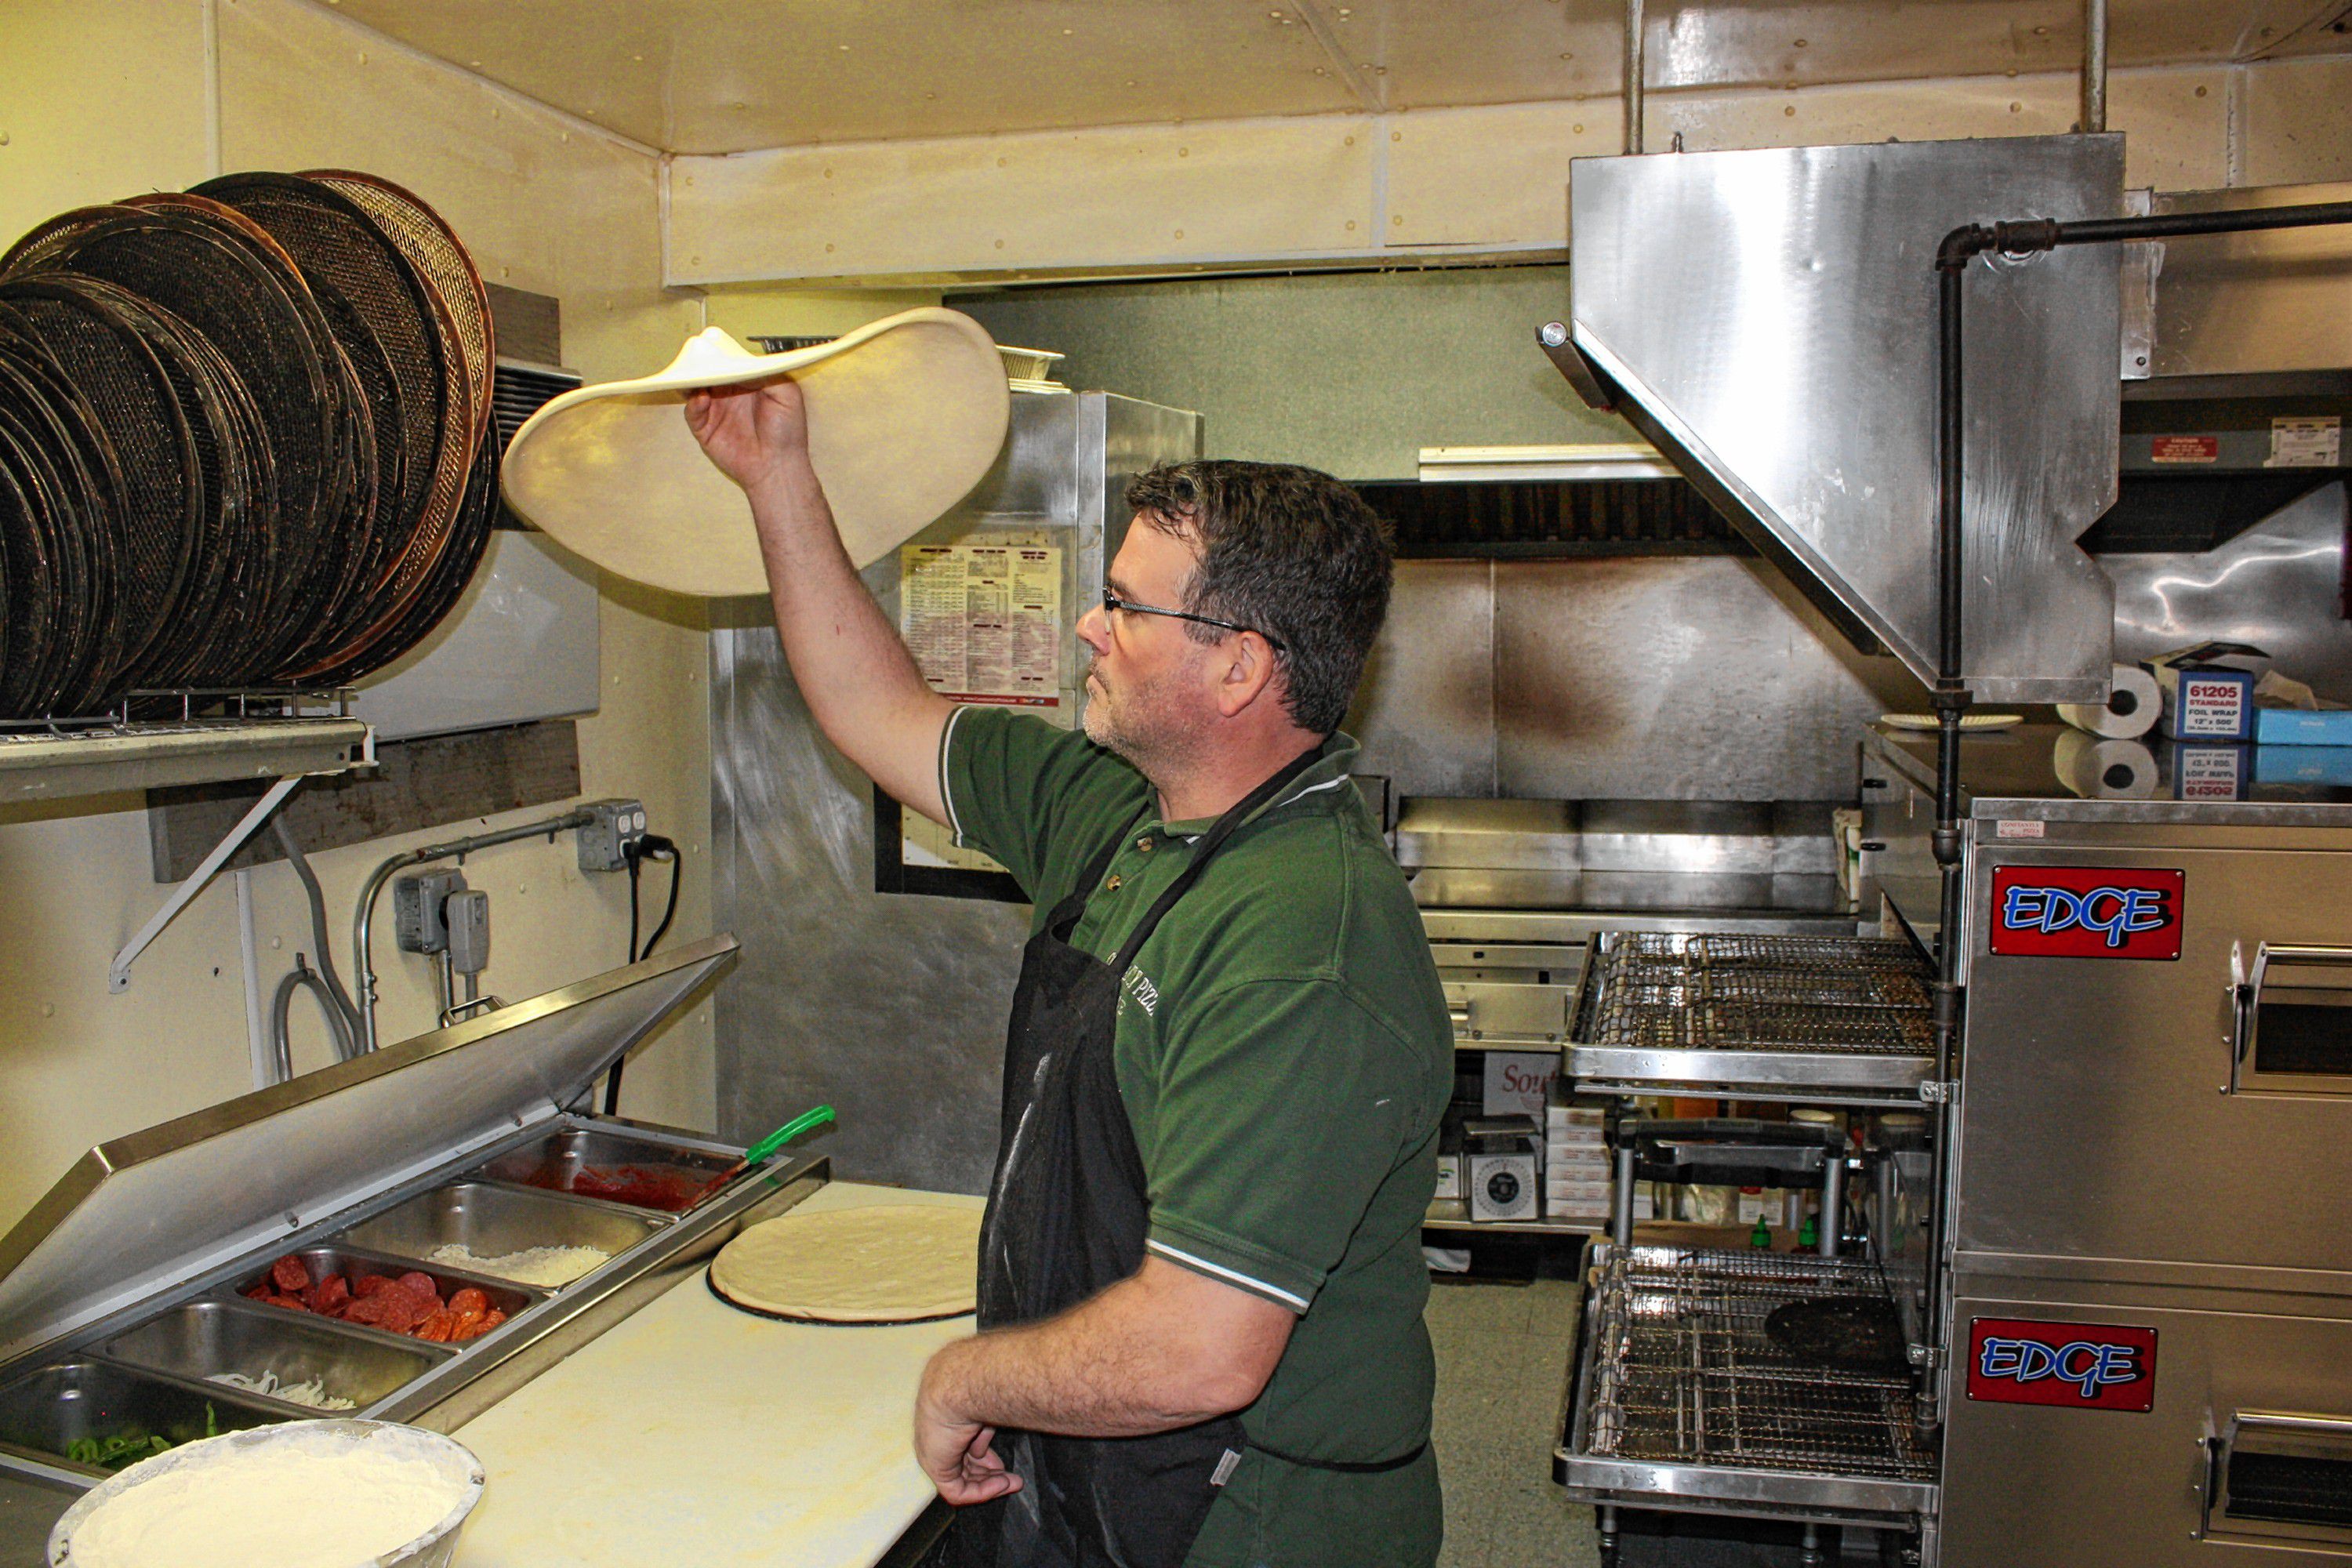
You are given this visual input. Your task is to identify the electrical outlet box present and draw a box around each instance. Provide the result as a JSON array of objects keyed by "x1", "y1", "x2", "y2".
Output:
[
  {"x1": 394, "y1": 869, "x2": 469, "y2": 954},
  {"x1": 577, "y1": 798, "x2": 648, "y2": 873},
  {"x1": 446, "y1": 889, "x2": 492, "y2": 975}
]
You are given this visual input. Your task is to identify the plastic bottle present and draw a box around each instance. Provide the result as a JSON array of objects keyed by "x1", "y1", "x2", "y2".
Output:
[{"x1": 1749, "y1": 1214, "x2": 1772, "y2": 1249}]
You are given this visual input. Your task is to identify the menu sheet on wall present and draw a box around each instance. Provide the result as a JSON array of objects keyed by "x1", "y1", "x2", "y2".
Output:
[
  {"x1": 897, "y1": 539, "x2": 1065, "y2": 874},
  {"x1": 900, "y1": 541, "x2": 1062, "y2": 709}
]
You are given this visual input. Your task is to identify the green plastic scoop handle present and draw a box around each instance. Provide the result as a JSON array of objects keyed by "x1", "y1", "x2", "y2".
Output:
[
  {"x1": 742, "y1": 1104, "x2": 836, "y2": 1167},
  {"x1": 684, "y1": 1104, "x2": 836, "y2": 1213}
]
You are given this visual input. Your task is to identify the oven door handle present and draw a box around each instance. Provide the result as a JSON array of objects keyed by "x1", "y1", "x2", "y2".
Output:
[
  {"x1": 2230, "y1": 942, "x2": 2352, "y2": 1082},
  {"x1": 2230, "y1": 1410, "x2": 2352, "y2": 1442}
]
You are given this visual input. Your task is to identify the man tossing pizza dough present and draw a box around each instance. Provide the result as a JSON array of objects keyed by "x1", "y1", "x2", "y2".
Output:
[{"x1": 687, "y1": 372, "x2": 1451, "y2": 1568}]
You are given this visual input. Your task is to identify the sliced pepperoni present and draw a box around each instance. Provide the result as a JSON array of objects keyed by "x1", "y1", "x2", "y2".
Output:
[
  {"x1": 352, "y1": 1274, "x2": 396, "y2": 1299},
  {"x1": 377, "y1": 1290, "x2": 433, "y2": 1335},
  {"x1": 454, "y1": 1307, "x2": 508, "y2": 1341},
  {"x1": 445, "y1": 1287, "x2": 490, "y2": 1318},
  {"x1": 394, "y1": 1272, "x2": 444, "y2": 1305},
  {"x1": 270, "y1": 1255, "x2": 311, "y2": 1294},
  {"x1": 263, "y1": 1293, "x2": 310, "y2": 1312},
  {"x1": 310, "y1": 1274, "x2": 351, "y2": 1314},
  {"x1": 416, "y1": 1309, "x2": 458, "y2": 1343}
]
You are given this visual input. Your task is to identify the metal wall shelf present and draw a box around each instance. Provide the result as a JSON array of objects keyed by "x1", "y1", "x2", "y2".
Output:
[
  {"x1": 0, "y1": 719, "x2": 372, "y2": 805},
  {"x1": 1425, "y1": 1200, "x2": 1602, "y2": 1237}
]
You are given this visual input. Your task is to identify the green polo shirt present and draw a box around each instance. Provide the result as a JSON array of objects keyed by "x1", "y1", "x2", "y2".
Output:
[{"x1": 942, "y1": 705, "x2": 1451, "y2": 1567}]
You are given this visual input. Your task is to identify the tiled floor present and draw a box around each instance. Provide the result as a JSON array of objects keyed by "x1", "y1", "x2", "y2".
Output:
[{"x1": 1425, "y1": 1273, "x2": 1601, "y2": 1568}]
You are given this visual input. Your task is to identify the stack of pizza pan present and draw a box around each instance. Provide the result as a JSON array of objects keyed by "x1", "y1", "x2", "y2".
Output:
[{"x1": 0, "y1": 171, "x2": 498, "y2": 720}]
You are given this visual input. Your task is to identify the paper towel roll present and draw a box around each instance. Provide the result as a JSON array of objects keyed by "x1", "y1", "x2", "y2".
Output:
[
  {"x1": 2053, "y1": 729, "x2": 2158, "y2": 800},
  {"x1": 2056, "y1": 663, "x2": 2161, "y2": 740}
]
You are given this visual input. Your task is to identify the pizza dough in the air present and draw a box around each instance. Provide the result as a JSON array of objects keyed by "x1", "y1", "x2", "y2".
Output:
[{"x1": 710, "y1": 1203, "x2": 982, "y2": 1323}]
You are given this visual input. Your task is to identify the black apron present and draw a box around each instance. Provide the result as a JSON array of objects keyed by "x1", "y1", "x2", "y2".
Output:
[{"x1": 957, "y1": 749, "x2": 1321, "y2": 1568}]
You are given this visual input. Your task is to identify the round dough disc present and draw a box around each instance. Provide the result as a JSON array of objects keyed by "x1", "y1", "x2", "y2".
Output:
[{"x1": 710, "y1": 1203, "x2": 982, "y2": 1323}]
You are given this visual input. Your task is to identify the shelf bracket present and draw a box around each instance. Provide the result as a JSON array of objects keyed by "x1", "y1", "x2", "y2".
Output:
[{"x1": 110, "y1": 775, "x2": 303, "y2": 993}]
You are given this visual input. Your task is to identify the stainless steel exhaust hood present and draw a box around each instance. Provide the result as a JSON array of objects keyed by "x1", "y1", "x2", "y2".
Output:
[{"x1": 1548, "y1": 136, "x2": 2127, "y2": 705}]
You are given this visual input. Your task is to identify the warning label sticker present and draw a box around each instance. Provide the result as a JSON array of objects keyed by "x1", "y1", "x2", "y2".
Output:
[
  {"x1": 2149, "y1": 435, "x2": 2220, "y2": 464},
  {"x1": 2267, "y1": 416, "x2": 2342, "y2": 469}
]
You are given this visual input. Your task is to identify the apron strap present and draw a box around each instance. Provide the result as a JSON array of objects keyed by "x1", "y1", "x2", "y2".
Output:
[{"x1": 1108, "y1": 745, "x2": 1325, "y2": 975}]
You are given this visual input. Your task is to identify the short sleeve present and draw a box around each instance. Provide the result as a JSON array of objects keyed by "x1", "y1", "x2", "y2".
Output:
[
  {"x1": 940, "y1": 705, "x2": 1146, "y2": 897},
  {"x1": 1142, "y1": 978, "x2": 1418, "y2": 1313}
]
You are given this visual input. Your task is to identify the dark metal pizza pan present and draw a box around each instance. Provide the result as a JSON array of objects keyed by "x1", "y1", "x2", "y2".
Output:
[
  {"x1": 0, "y1": 285, "x2": 200, "y2": 688},
  {"x1": 7, "y1": 202, "x2": 345, "y2": 677}
]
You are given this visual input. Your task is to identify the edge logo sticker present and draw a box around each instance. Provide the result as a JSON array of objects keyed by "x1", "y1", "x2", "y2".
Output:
[
  {"x1": 1965, "y1": 1318, "x2": 2158, "y2": 1413},
  {"x1": 1988, "y1": 866, "x2": 2184, "y2": 960}
]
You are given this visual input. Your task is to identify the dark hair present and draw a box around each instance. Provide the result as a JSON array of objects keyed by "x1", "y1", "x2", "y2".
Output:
[{"x1": 1123, "y1": 460, "x2": 1392, "y2": 735}]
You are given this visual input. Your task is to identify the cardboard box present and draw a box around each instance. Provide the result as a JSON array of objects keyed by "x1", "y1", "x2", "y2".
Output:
[
  {"x1": 2147, "y1": 644, "x2": 2261, "y2": 741},
  {"x1": 2256, "y1": 708, "x2": 2352, "y2": 747},
  {"x1": 2256, "y1": 746, "x2": 2352, "y2": 787},
  {"x1": 1483, "y1": 1051, "x2": 1559, "y2": 1117},
  {"x1": 1433, "y1": 1153, "x2": 1464, "y2": 1202}
]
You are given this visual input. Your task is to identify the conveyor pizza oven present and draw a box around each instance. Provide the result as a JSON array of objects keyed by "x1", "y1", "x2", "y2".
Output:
[{"x1": 1864, "y1": 725, "x2": 2352, "y2": 1566}]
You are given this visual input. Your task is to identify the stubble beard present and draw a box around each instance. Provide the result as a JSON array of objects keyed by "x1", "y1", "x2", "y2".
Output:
[{"x1": 1082, "y1": 660, "x2": 1202, "y2": 785}]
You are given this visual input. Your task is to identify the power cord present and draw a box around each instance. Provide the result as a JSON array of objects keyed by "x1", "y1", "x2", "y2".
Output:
[{"x1": 604, "y1": 833, "x2": 681, "y2": 1115}]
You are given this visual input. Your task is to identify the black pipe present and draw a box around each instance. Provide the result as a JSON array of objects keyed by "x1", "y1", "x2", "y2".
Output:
[{"x1": 1922, "y1": 195, "x2": 2352, "y2": 1432}]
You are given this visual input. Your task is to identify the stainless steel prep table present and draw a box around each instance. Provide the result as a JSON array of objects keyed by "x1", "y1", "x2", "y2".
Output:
[{"x1": 0, "y1": 935, "x2": 847, "y2": 1530}]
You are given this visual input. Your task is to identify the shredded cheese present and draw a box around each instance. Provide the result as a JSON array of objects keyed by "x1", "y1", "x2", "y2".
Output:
[
  {"x1": 425, "y1": 1241, "x2": 608, "y2": 1287},
  {"x1": 203, "y1": 1370, "x2": 356, "y2": 1412}
]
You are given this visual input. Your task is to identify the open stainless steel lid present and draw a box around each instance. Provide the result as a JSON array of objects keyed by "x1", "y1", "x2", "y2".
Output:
[{"x1": 0, "y1": 934, "x2": 737, "y2": 1367}]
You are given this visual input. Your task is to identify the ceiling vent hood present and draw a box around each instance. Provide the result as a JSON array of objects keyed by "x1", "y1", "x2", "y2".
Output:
[{"x1": 1544, "y1": 135, "x2": 2126, "y2": 705}]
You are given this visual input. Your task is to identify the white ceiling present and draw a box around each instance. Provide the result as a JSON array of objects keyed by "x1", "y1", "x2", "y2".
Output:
[{"x1": 322, "y1": 0, "x2": 2352, "y2": 155}]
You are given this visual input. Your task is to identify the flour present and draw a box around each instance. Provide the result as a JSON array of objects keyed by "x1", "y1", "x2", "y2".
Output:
[
  {"x1": 426, "y1": 1241, "x2": 608, "y2": 1287},
  {"x1": 67, "y1": 1443, "x2": 464, "y2": 1568}
]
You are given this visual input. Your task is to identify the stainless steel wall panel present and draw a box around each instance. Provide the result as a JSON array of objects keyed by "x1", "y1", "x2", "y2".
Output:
[
  {"x1": 2147, "y1": 183, "x2": 2352, "y2": 381},
  {"x1": 2106, "y1": 482, "x2": 2352, "y2": 706},
  {"x1": 1490, "y1": 557, "x2": 1918, "y2": 800},
  {"x1": 1567, "y1": 136, "x2": 2125, "y2": 702},
  {"x1": 1345, "y1": 559, "x2": 1497, "y2": 797}
]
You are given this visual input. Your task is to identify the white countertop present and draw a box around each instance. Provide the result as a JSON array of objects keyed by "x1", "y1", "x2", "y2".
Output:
[{"x1": 451, "y1": 1181, "x2": 982, "y2": 1568}]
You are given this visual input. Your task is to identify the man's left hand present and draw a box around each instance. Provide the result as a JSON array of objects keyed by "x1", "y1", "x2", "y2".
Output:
[{"x1": 916, "y1": 1365, "x2": 1023, "y2": 1506}]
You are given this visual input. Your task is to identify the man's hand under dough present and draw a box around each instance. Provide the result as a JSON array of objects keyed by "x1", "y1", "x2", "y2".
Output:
[{"x1": 683, "y1": 378, "x2": 810, "y2": 498}]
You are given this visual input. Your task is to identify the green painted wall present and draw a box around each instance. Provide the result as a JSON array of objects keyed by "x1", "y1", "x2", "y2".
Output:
[{"x1": 953, "y1": 266, "x2": 1635, "y2": 482}]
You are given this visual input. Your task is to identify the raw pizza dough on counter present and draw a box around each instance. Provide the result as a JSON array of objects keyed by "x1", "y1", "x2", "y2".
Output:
[{"x1": 710, "y1": 1204, "x2": 982, "y2": 1323}]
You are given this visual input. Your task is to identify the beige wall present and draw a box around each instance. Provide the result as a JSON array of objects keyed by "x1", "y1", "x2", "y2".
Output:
[
  {"x1": 667, "y1": 53, "x2": 2352, "y2": 286},
  {"x1": 0, "y1": 0, "x2": 715, "y2": 1232}
]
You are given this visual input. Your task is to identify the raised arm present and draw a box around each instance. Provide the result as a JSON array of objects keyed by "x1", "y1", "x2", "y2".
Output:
[{"x1": 685, "y1": 379, "x2": 953, "y2": 823}]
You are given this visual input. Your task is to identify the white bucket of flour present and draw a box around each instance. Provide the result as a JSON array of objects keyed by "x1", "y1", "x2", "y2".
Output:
[{"x1": 49, "y1": 1418, "x2": 483, "y2": 1568}]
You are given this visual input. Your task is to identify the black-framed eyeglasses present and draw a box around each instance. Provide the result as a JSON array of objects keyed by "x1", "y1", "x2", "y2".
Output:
[{"x1": 1100, "y1": 589, "x2": 1287, "y2": 653}]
